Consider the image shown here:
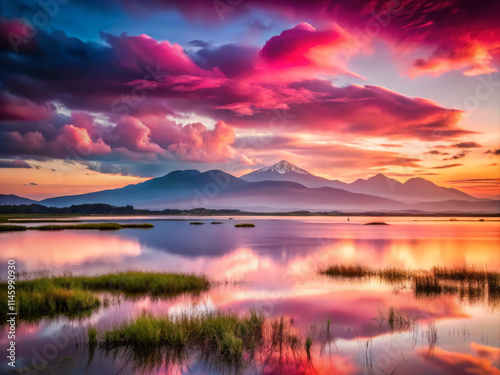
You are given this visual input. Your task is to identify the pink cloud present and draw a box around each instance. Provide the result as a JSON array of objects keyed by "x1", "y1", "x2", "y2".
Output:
[
  {"x1": 166, "y1": 121, "x2": 237, "y2": 162},
  {"x1": 418, "y1": 347, "x2": 500, "y2": 375},
  {"x1": 105, "y1": 0, "x2": 499, "y2": 77},
  {"x1": 0, "y1": 92, "x2": 54, "y2": 121},
  {"x1": 255, "y1": 23, "x2": 363, "y2": 81},
  {"x1": 106, "y1": 117, "x2": 163, "y2": 154},
  {"x1": 103, "y1": 33, "x2": 219, "y2": 78},
  {"x1": 409, "y1": 37, "x2": 499, "y2": 77},
  {"x1": 55, "y1": 125, "x2": 111, "y2": 156}
]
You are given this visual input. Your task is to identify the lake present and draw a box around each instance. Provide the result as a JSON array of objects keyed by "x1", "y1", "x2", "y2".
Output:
[{"x1": 1, "y1": 216, "x2": 499, "y2": 374}]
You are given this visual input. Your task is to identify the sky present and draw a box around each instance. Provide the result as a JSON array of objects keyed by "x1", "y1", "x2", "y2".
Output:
[{"x1": 0, "y1": 0, "x2": 499, "y2": 200}]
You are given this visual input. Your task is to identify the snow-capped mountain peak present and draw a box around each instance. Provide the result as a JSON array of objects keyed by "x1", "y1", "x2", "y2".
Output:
[{"x1": 255, "y1": 160, "x2": 311, "y2": 175}]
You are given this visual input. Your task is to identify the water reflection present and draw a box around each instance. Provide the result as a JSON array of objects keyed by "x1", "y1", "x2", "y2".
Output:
[{"x1": 1, "y1": 217, "x2": 499, "y2": 374}]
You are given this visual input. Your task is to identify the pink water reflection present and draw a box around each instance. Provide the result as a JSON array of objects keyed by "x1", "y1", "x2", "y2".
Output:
[{"x1": 1, "y1": 217, "x2": 499, "y2": 374}]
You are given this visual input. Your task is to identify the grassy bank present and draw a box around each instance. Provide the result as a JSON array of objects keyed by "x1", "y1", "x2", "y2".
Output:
[
  {"x1": 0, "y1": 272, "x2": 210, "y2": 321},
  {"x1": 0, "y1": 223, "x2": 154, "y2": 231}
]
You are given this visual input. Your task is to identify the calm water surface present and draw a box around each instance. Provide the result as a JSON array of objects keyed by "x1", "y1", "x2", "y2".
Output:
[{"x1": 1, "y1": 216, "x2": 499, "y2": 374}]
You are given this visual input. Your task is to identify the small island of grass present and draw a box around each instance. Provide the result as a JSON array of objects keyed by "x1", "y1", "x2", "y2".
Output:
[
  {"x1": 189, "y1": 222, "x2": 205, "y2": 225},
  {"x1": 0, "y1": 223, "x2": 154, "y2": 232},
  {"x1": 235, "y1": 223, "x2": 255, "y2": 228},
  {"x1": 0, "y1": 224, "x2": 27, "y2": 231},
  {"x1": 211, "y1": 221, "x2": 223, "y2": 224},
  {"x1": 364, "y1": 222, "x2": 389, "y2": 225}
]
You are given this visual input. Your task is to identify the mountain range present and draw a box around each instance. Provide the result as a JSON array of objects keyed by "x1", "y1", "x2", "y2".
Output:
[
  {"x1": 2, "y1": 160, "x2": 498, "y2": 213},
  {"x1": 241, "y1": 160, "x2": 481, "y2": 203}
]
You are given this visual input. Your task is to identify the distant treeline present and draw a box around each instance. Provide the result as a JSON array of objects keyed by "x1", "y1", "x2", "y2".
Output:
[
  {"x1": 0, "y1": 203, "x2": 498, "y2": 217},
  {"x1": 0, "y1": 204, "x2": 242, "y2": 215}
]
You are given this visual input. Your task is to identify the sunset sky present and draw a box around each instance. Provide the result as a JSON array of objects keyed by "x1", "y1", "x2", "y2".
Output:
[{"x1": 0, "y1": 0, "x2": 499, "y2": 200}]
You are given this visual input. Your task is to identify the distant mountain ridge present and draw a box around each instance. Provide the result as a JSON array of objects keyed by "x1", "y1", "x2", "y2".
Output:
[
  {"x1": 242, "y1": 160, "x2": 349, "y2": 190},
  {"x1": 0, "y1": 194, "x2": 37, "y2": 205},
  {"x1": 242, "y1": 161, "x2": 481, "y2": 203},
  {"x1": 40, "y1": 169, "x2": 406, "y2": 212},
  {"x1": 3, "y1": 161, "x2": 497, "y2": 213}
]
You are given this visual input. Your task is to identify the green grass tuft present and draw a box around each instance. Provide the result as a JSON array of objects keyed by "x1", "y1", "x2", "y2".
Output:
[
  {"x1": 235, "y1": 223, "x2": 255, "y2": 228},
  {"x1": 0, "y1": 272, "x2": 209, "y2": 321},
  {"x1": 88, "y1": 326, "x2": 98, "y2": 348},
  {"x1": 101, "y1": 310, "x2": 266, "y2": 364}
]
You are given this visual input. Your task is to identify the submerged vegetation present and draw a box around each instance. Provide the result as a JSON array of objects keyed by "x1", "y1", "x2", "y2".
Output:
[
  {"x1": 0, "y1": 223, "x2": 154, "y2": 231},
  {"x1": 320, "y1": 264, "x2": 500, "y2": 307},
  {"x1": 235, "y1": 223, "x2": 255, "y2": 227},
  {"x1": 376, "y1": 306, "x2": 416, "y2": 331},
  {"x1": 0, "y1": 272, "x2": 209, "y2": 321}
]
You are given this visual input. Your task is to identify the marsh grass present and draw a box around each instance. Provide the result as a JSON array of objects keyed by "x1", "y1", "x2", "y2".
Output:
[
  {"x1": 376, "y1": 306, "x2": 415, "y2": 331},
  {"x1": 0, "y1": 272, "x2": 209, "y2": 321},
  {"x1": 320, "y1": 264, "x2": 500, "y2": 307},
  {"x1": 7, "y1": 219, "x2": 83, "y2": 223},
  {"x1": 11, "y1": 272, "x2": 210, "y2": 295},
  {"x1": 88, "y1": 326, "x2": 98, "y2": 348},
  {"x1": 0, "y1": 223, "x2": 154, "y2": 231},
  {"x1": 9, "y1": 288, "x2": 101, "y2": 320},
  {"x1": 95, "y1": 311, "x2": 310, "y2": 373},
  {"x1": 319, "y1": 264, "x2": 374, "y2": 279},
  {"x1": 0, "y1": 224, "x2": 27, "y2": 231},
  {"x1": 235, "y1": 223, "x2": 255, "y2": 227},
  {"x1": 210, "y1": 222, "x2": 223, "y2": 224},
  {"x1": 101, "y1": 311, "x2": 265, "y2": 364},
  {"x1": 189, "y1": 222, "x2": 205, "y2": 225},
  {"x1": 33, "y1": 223, "x2": 154, "y2": 230}
]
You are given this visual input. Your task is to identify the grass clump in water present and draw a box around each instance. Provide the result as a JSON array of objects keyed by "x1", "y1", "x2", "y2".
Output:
[
  {"x1": 88, "y1": 326, "x2": 98, "y2": 349},
  {"x1": 14, "y1": 272, "x2": 210, "y2": 296},
  {"x1": 235, "y1": 223, "x2": 255, "y2": 228},
  {"x1": 33, "y1": 223, "x2": 154, "y2": 230},
  {"x1": 3, "y1": 288, "x2": 101, "y2": 320},
  {"x1": 211, "y1": 222, "x2": 223, "y2": 225},
  {"x1": 432, "y1": 266, "x2": 489, "y2": 281},
  {"x1": 0, "y1": 223, "x2": 154, "y2": 231},
  {"x1": 8, "y1": 219, "x2": 82, "y2": 223},
  {"x1": 0, "y1": 272, "x2": 209, "y2": 321},
  {"x1": 376, "y1": 306, "x2": 415, "y2": 331},
  {"x1": 0, "y1": 224, "x2": 27, "y2": 231},
  {"x1": 320, "y1": 264, "x2": 500, "y2": 307},
  {"x1": 319, "y1": 264, "x2": 374, "y2": 279},
  {"x1": 189, "y1": 222, "x2": 205, "y2": 225},
  {"x1": 100, "y1": 310, "x2": 265, "y2": 364}
]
